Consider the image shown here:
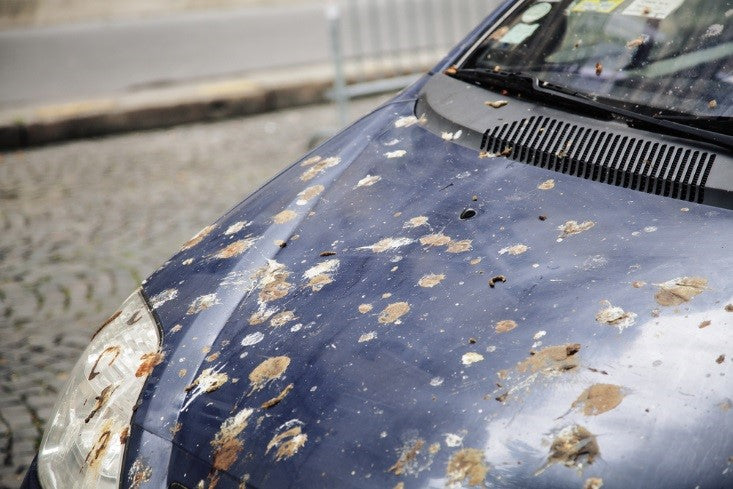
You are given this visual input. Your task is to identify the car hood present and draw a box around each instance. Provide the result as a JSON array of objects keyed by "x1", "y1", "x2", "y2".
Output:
[{"x1": 132, "y1": 93, "x2": 732, "y2": 489}]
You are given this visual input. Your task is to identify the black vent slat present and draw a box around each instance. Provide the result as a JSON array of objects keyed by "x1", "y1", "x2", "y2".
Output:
[
  {"x1": 690, "y1": 153, "x2": 714, "y2": 203},
  {"x1": 575, "y1": 129, "x2": 599, "y2": 178},
  {"x1": 481, "y1": 116, "x2": 716, "y2": 204},
  {"x1": 648, "y1": 144, "x2": 671, "y2": 196},
  {"x1": 616, "y1": 138, "x2": 639, "y2": 187}
]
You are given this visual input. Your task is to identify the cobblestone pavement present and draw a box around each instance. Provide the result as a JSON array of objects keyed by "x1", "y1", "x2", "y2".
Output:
[{"x1": 0, "y1": 94, "x2": 387, "y2": 487}]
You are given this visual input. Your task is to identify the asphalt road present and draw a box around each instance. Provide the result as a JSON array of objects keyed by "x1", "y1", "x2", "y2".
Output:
[
  {"x1": 0, "y1": 0, "x2": 500, "y2": 109},
  {"x1": 0, "y1": 94, "x2": 389, "y2": 488},
  {"x1": 0, "y1": 4, "x2": 329, "y2": 109}
]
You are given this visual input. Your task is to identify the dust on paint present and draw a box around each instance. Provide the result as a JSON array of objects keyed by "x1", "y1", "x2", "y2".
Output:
[
  {"x1": 378, "y1": 302, "x2": 410, "y2": 324},
  {"x1": 446, "y1": 240, "x2": 472, "y2": 253},
  {"x1": 419, "y1": 233, "x2": 471, "y2": 253},
  {"x1": 303, "y1": 259, "x2": 339, "y2": 292},
  {"x1": 185, "y1": 366, "x2": 229, "y2": 394},
  {"x1": 359, "y1": 331, "x2": 377, "y2": 343},
  {"x1": 654, "y1": 277, "x2": 708, "y2": 306},
  {"x1": 387, "y1": 437, "x2": 437, "y2": 477},
  {"x1": 253, "y1": 260, "x2": 293, "y2": 303},
  {"x1": 499, "y1": 244, "x2": 529, "y2": 256},
  {"x1": 241, "y1": 331, "x2": 265, "y2": 346},
  {"x1": 537, "y1": 179, "x2": 555, "y2": 190},
  {"x1": 418, "y1": 273, "x2": 445, "y2": 288},
  {"x1": 356, "y1": 175, "x2": 382, "y2": 187},
  {"x1": 394, "y1": 115, "x2": 419, "y2": 128},
  {"x1": 462, "y1": 352, "x2": 484, "y2": 365},
  {"x1": 358, "y1": 237, "x2": 414, "y2": 253},
  {"x1": 128, "y1": 459, "x2": 152, "y2": 489},
  {"x1": 419, "y1": 233, "x2": 452, "y2": 247},
  {"x1": 296, "y1": 184, "x2": 325, "y2": 205},
  {"x1": 187, "y1": 293, "x2": 220, "y2": 315},
  {"x1": 584, "y1": 478, "x2": 604, "y2": 489},
  {"x1": 224, "y1": 221, "x2": 249, "y2": 235},
  {"x1": 135, "y1": 351, "x2": 164, "y2": 377},
  {"x1": 441, "y1": 130, "x2": 462, "y2": 141},
  {"x1": 495, "y1": 320, "x2": 518, "y2": 333},
  {"x1": 249, "y1": 356, "x2": 291, "y2": 392},
  {"x1": 537, "y1": 425, "x2": 599, "y2": 475},
  {"x1": 212, "y1": 238, "x2": 256, "y2": 259},
  {"x1": 595, "y1": 301, "x2": 637, "y2": 332},
  {"x1": 266, "y1": 424, "x2": 308, "y2": 461},
  {"x1": 446, "y1": 448, "x2": 488, "y2": 487},
  {"x1": 403, "y1": 216, "x2": 429, "y2": 228},
  {"x1": 149, "y1": 288, "x2": 178, "y2": 309},
  {"x1": 270, "y1": 310, "x2": 297, "y2": 328},
  {"x1": 181, "y1": 224, "x2": 216, "y2": 250},
  {"x1": 262, "y1": 383, "x2": 294, "y2": 409},
  {"x1": 300, "y1": 156, "x2": 341, "y2": 181},
  {"x1": 208, "y1": 408, "x2": 255, "y2": 488},
  {"x1": 558, "y1": 220, "x2": 595, "y2": 238},
  {"x1": 272, "y1": 210, "x2": 297, "y2": 224},
  {"x1": 517, "y1": 343, "x2": 581, "y2": 376},
  {"x1": 571, "y1": 384, "x2": 624, "y2": 416}
]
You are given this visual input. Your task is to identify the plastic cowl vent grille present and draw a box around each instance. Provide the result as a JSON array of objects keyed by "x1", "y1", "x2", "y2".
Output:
[{"x1": 481, "y1": 116, "x2": 716, "y2": 203}]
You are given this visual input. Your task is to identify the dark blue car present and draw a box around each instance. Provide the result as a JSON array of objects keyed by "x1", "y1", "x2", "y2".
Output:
[{"x1": 23, "y1": 0, "x2": 732, "y2": 488}]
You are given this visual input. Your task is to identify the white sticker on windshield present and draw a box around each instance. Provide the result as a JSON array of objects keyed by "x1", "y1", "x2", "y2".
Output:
[
  {"x1": 499, "y1": 23, "x2": 540, "y2": 45},
  {"x1": 621, "y1": 0, "x2": 685, "y2": 19},
  {"x1": 521, "y1": 2, "x2": 552, "y2": 23}
]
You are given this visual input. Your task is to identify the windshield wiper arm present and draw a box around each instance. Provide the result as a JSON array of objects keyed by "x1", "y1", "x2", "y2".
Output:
[
  {"x1": 451, "y1": 68, "x2": 733, "y2": 152},
  {"x1": 652, "y1": 114, "x2": 733, "y2": 134}
]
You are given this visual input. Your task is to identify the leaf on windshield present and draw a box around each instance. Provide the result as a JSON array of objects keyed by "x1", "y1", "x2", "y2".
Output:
[{"x1": 625, "y1": 35, "x2": 647, "y2": 49}]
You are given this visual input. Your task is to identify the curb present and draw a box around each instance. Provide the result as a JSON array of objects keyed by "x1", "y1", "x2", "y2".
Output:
[{"x1": 0, "y1": 64, "x2": 336, "y2": 151}]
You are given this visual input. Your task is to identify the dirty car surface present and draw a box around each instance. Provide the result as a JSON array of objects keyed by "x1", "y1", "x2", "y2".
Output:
[{"x1": 24, "y1": 1, "x2": 732, "y2": 488}]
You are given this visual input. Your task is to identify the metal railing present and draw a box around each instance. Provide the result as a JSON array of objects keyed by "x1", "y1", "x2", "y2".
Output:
[{"x1": 327, "y1": 0, "x2": 498, "y2": 126}]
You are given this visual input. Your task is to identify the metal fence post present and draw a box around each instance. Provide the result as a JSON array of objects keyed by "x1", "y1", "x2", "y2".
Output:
[{"x1": 327, "y1": 2, "x2": 349, "y2": 128}]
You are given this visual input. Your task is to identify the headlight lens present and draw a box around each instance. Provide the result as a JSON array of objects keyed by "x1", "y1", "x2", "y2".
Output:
[{"x1": 38, "y1": 290, "x2": 161, "y2": 489}]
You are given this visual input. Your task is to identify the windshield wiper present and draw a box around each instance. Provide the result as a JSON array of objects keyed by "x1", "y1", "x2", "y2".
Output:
[
  {"x1": 652, "y1": 114, "x2": 733, "y2": 135},
  {"x1": 451, "y1": 68, "x2": 733, "y2": 152}
]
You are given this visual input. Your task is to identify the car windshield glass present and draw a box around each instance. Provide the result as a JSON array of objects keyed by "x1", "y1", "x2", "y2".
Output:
[{"x1": 462, "y1": 0, "x2": 733, "y2": 119}]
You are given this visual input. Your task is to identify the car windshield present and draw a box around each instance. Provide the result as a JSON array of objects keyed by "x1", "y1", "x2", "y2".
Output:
[{"x1": 462, "y1": 0, "x2": 733, "y2": 120}]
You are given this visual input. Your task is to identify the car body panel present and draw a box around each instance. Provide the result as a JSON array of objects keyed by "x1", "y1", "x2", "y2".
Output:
[
  {"x1": 21, "y1": 1, "x2": 732, "y2": 488},
  {"x1": 127, "y1": 83, "x2": 732, "y2": 488}
]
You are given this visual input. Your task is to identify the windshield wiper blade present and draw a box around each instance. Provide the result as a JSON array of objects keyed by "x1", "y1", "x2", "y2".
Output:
[
  {"x1": 451, "y1": 68, "x2": 733, "y2": 152},
  {"x1": 653, "y1": 114, "x2": 733, "y2": 134}
]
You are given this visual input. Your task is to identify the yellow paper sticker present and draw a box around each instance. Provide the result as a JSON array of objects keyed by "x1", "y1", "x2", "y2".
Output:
[{"x1": 571, "y1": 0, "x2": 625, "y2": 13}]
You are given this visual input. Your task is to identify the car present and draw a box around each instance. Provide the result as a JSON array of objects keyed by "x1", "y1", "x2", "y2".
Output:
[{"x1": 23, "y1": 0, "x2": 732, "y2": 488}]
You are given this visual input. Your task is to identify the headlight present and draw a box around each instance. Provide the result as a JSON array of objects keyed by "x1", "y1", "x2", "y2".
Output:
[{"x1": 38, "y1": 290, "x2": 161, "y2": 489}]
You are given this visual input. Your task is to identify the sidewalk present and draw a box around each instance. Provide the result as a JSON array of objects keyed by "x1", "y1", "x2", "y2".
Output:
[
  {"x1": 0, "y1": 63, "x2": 337, "y2": 149},
  {"x1": 0, "y1": 2, "x2": 336, "y2": 150}
]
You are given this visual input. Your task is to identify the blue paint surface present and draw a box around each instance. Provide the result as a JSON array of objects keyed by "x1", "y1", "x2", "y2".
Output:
[{"x1": 126, "y1": 83, "x2": 732, "y2": 488}]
